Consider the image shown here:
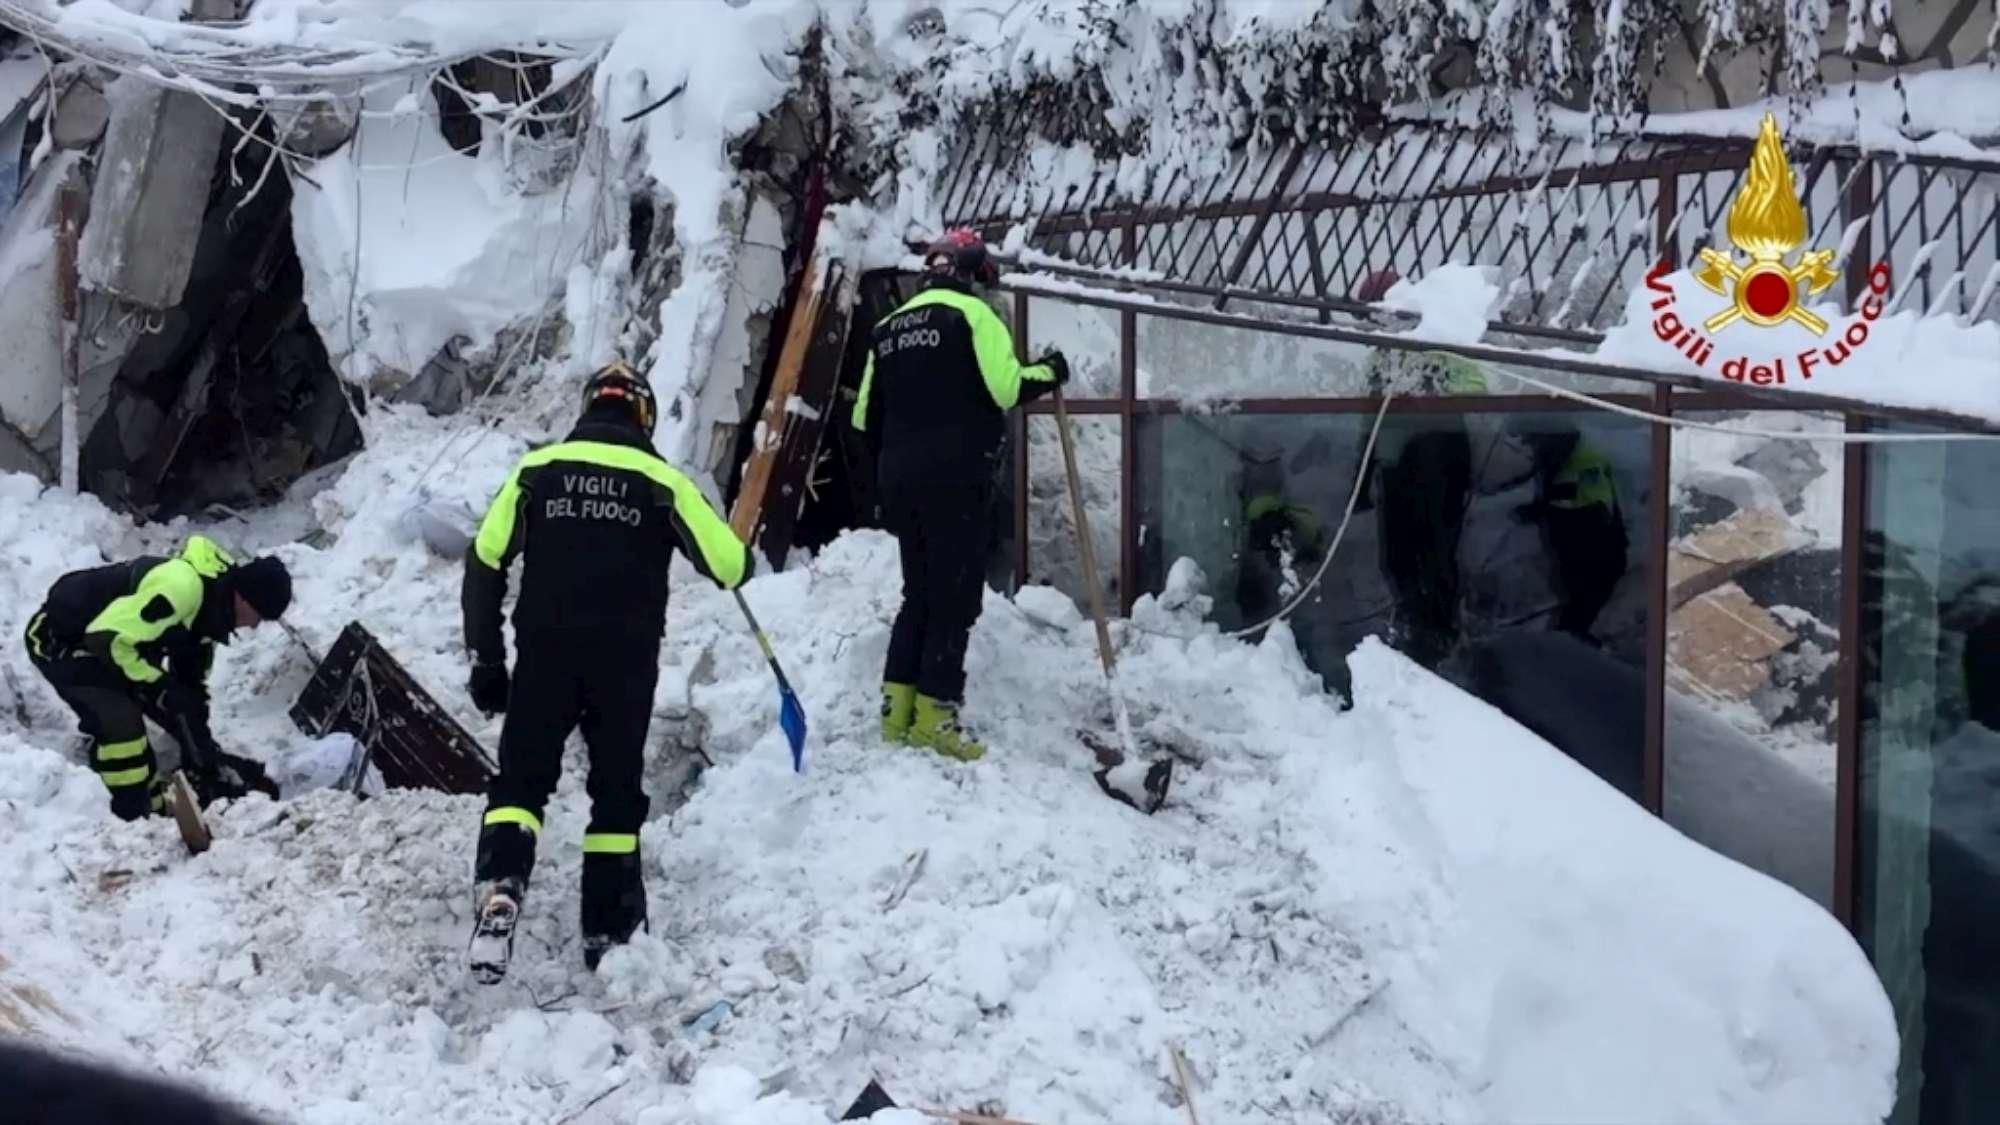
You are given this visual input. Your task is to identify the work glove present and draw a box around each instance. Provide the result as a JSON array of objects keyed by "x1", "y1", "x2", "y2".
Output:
[
  {"x1": 1039, "y1": 350, "x2": 1071, "y2": 386},
  {"x1": 187, "y1": 750, "x2": 281, "y2": 806},
  {"x1": 470, "y1": 660, "x2": 509, "y2": 715}
]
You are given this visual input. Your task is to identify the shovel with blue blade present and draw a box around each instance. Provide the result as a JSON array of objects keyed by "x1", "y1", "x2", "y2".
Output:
[{"x1": 733, "y1": 589, "x2": 807, "y2": 772}]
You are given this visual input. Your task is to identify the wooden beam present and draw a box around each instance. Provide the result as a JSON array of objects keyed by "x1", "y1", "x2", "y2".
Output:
[
  {"x1": 747, "y1": 259, "x2": 856, "y2": 567},
  {"x1": 729, "y1": 250, "x2": 832, "y2": 542}
]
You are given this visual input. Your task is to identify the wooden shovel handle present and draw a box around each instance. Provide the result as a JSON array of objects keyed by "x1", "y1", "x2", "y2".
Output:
[{"x1": 1050, "y1": 384, "x2": 1117, "y2": 681}]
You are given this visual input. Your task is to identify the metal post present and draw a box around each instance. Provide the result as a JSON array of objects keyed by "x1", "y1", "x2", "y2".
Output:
[
  {"x1": 1011, "y1": 290, "x2": 1030, "y2": 591},
  {"x1": 55, "y1": 169, "x2": 85, "y2": 495},
  {"x1": 1835, "y1": 412, "x2": 1869, "y2": 931},
  {"x1": 1643, "y1": 383, "x2": 1671, "y2": 816}
]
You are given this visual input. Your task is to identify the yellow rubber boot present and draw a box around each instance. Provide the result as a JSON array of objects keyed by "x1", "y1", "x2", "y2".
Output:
[
  {"x1": 880, "y1": 682, "x2": 916, "y2": 744},
  {"x1": 909, "y1": 694, "x2": 986, "y2": 762}
]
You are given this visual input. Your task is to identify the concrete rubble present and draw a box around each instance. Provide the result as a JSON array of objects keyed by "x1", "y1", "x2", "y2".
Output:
[{"x1": 78, "y1": 74, "x2": 227, "y2": 311}]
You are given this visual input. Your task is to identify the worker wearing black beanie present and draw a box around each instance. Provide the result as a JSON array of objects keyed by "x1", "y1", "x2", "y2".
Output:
[
  {"x1": 229, "y1": 554, "x2": 293, "y2": 625},
  {"x1": 22, "y1": 535, "x2": 286, "y2": 819}
]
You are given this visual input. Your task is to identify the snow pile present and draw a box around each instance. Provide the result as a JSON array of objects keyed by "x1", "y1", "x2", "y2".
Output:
[
  {"x1": 1380, "y1": 264, "x2": 1503, "y2": 348},
  {"x1": 2, "y1": 408, "x2": 1897, "y2": 1122},
  {"x1": 269, "y1": 1, "x2": 819, "y2": 471},
  {"x1": 290, "y1": 76, "x2": 606, "y2": 383}
]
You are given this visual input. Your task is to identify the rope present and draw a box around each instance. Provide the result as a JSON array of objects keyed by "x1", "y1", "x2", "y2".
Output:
[
  {"x1": 1124, "y1": 394, "x2": 1394, "y2": 643},
  {"x1": 1118, "y1": 363, "x2": 1999, "y2": 644},
  {"x1": 1492, "y1": 367, "x2": 2000, "y2": 443}
]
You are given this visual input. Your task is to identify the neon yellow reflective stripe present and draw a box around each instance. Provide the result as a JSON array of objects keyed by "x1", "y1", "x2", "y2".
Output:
[
  {"x1": 99, "y1": 764, "x2": 152, "y2": 788},
  {"x1": 96, "y1": 736, "x2": 148, "y2": 762},
  {"x1": 180, "y1": 535, "x2": 234, "y2": 578},
  {"x1": 477, "y1": 441, "x2": 749, "y2": 589},
  {"x1": 582, "y1": 833, "x2": 639, "y2": 854},
  {"x1": 1437, "y1": 354, "x2": 1488, "y2": 394},
  {"x1": 26, "y1": 612, "x2": 45, "y2": 659},
  {"x1": 881, "y1": 288, "x2": 1051, "y2": 410},
  {"x1": 484, "y1": 806, "x2": 542, "y2": 835},
  {"x1": 851, "y1": 351, "x2": 875, "y2": 432},
  {"x1": 84, "y1": 559, "x2": 204, "y2": 684},
  {"x1": 1553, "y1": 448, "x2": 1616, "y2": 510},
  {"x1": 473, "y1": 464, "x2": 528, "y2": 570}
]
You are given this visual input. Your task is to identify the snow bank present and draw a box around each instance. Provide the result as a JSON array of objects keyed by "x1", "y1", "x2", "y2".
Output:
[
  {"x1": 0, "y1": 406, "x2": 1896, "y2": 1122},
  {"x1": 289, "y1": 77, "x2": 606, "y2": 383}
]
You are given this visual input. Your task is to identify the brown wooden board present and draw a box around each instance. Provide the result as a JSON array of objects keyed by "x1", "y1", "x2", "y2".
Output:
[
  {"x1": 745, "y1": 259, "x2": 855, "y2": 567},
  {"x1": 289, "y1": 621, "x2": 496, "y2": 795}
]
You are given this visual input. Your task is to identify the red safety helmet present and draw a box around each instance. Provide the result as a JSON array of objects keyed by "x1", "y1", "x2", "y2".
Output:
[
  {"x1": 923, "y1": 228, "x2": 999, "y2": 286},
  {"x1": 582, "y1": 360, "x2": 657, "y2": 437}
]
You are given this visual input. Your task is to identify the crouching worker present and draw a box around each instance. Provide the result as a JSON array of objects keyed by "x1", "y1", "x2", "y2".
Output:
[
  {"x1": 22, "y1": 536, "x2": 290, "y2": 819},
  {"x1": 851, "y1": 229, "x2": 1069, "y2": 761},
  {"x1": 461, "y1": 361, "x2": 750, "y2": 983}
]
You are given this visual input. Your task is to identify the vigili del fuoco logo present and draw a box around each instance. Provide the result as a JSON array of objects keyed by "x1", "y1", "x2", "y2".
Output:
[{"x1": 1644, "y1": 112, "x2": 1893, "y2": 386}]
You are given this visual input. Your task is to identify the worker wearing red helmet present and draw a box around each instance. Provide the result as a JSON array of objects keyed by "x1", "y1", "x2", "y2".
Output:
[
  {"x1": 460, "y1": 360, "x2": 750, "y2": 984},
  {"x1": 850, "y1": 229, "x2": 1069, "y2": 761}
]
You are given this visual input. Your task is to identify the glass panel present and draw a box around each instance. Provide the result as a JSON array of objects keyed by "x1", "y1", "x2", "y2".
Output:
[
  {"x1": 1133, "y1": 406, "x2": 1653, "y2": 797},
  {"x1": 1027, "y1": 297, "x2": 1121, "y2": 399},
  {"x1": 1861, "y1": 430, "x2": 2000, "y2": 1125},
  {"x1": 1025, "y1": 414, "x2": 1121, "y2": 611},
  {"x1": 1135, "y1": 314, "x2": 1374, "y2": 399},
  {"x1": 1135, "y1": 314, "x2": 1650, "y2": 402},
  {"x1": 1664, "y1": 412, "x2": 1843, "y2": 909}
]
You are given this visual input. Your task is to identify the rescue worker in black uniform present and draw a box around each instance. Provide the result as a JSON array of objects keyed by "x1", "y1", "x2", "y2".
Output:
[
  {"x1": 461, "y1": 361, "x2": 750, "y2": 983},
  {"x1": 1510, "y1": 427, "x2": 1628, "y2": 641},
  {"x1": 22, "y1": 535, "x2": 290, "y2": 819},
  {"x1": 850, "y1": 230, "x2": 1068, "y2": 761}
]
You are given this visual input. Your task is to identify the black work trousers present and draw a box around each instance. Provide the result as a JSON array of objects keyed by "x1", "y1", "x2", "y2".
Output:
[
  {"x1": 880, "y1": 478, "x2": 991, "y2": 704},
  {"x1": 24, "y1": 613, "x2": 160, "y2": 821},
  {"x1": 476, "y1": 626, "x2": 658, "y2": 939},
  {"x1": 1377, "y1": 428, "x2": 1472, "y2": 667},
  {"x1": 1546, "y1": 506, "x2": 1628, "y2": 639}
]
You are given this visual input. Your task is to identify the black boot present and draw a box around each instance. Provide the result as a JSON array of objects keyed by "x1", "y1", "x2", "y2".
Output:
[
  {"x1": 580, "y1": 851, "x2": 648, "y2": 971},
  {"x1": 469, "y1": 820, "x2": 538, "y2": 984},
  {"x1": 468, "y1": 877, "x2": 525, "y2": 985}
]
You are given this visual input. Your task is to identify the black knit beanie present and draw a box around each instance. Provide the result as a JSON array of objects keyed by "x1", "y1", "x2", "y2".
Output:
[{"x1": 232, "y1": 555, "x2": 292, "y2": 621}]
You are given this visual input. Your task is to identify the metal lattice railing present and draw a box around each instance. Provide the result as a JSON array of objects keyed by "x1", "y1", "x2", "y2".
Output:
[{"x1": 939, "y1": 101, "x2": 2000, "y2": 342}]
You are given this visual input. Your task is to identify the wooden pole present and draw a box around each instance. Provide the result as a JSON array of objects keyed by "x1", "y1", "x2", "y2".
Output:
[{"x1": 1051, "y1": 382, "x2": 1139, "y2": 767}]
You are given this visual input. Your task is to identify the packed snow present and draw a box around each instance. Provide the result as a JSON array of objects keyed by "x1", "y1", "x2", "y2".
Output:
[
  {"x1": 0, "y1": 0, "x2": 1947, "y2": 1119},
  {"x1": 2, "y1": 402, "x2": 1897, "y2": 1122}
]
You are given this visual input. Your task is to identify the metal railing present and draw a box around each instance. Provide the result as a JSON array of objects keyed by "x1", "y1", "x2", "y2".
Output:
[{"x1": 938, "y1": 102, "x2": 2000, "y2": 339}]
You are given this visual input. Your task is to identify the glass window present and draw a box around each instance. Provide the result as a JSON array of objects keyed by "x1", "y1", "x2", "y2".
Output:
[
  {"x1": 1136, "y1": 315, "x2": 1375, "y2": 399},
  {"x1": 1135, "y1": 315, "x2": 1649, "y2": 403},
  {"x1": 1133, "y1": 402, "x2": 1654, "y2": 798},
  {"x1": 1024, "y1": 414, "x2": 1121, "y2": 612},
  {"x1": 1860, "y1": 430, "x2": 2000, "y2": 1125},
  {"x1": 1027, "y1": 297, "x2": 1121, "y2": 399},
  {"x1": 1664, "y1": 412, "x2": 1843, "y2": 909}
]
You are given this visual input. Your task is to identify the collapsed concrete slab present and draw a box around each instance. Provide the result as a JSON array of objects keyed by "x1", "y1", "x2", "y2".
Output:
[
  {"x1": 78, "y1": 74, "x2": 227, "y2": 310},
  {"x1": 0, "y1": 152, "x2": 84, "y2": 479}
]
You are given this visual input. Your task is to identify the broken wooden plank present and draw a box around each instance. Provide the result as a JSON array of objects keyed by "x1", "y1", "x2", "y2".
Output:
[
  {"x1": 1666, "y1": 583, "x2": 1797, "y2": 703},
  {"x1": 1667, "y1": 506, "x2": 1814, "y2": 612},
  {"x1": 746, "y1": 258, "x2": 856, "y2": 566},
  {"x1": 289, "y1": 621, "x2": 496, "y2": 794},
  {"x1": 727, "y1": 217, "x2": 857, "y2": 567}
]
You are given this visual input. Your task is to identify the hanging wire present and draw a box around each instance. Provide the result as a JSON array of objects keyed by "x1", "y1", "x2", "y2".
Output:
[{"x1": 1491, "y1": 367, "x2": 2000, "y2": 443}]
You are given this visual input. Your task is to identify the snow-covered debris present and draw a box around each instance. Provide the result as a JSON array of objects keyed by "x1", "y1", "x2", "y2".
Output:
[
  {"x1": 289, "y1": 75, "x2": 605, "y2": 384},
  {"x1": 0, "y1": 402, "x2": 1896, "y2": 1123},
  {"x1": 1380, "y1": 264, "x2": 1503, "y2": 348}
]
